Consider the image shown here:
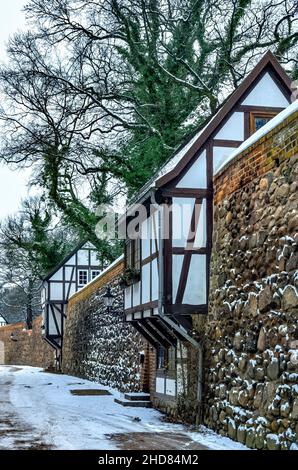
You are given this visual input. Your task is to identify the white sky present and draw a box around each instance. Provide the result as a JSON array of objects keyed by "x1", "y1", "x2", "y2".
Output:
[{"x1": 0, "y1": 0, "x2": 30, "y2": 220}]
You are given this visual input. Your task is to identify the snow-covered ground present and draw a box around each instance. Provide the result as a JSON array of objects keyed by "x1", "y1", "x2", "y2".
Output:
[{"x1": 0, "y1": 365, "x2": 247, "y2": 450}]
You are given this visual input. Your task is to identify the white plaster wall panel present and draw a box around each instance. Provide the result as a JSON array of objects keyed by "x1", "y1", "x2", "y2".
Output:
[
  {"x1": 214, "y1": 112, "x2": 244, "y2": 141},
  {"x1": 141, "y1": 263, "x2": 150, "y2": 304},
  {"x1": 68, "y1": 283, "x2": 76, "y2": 297},
  {"x1": 41, "y1": 286, "x2": 47, "y2": 304},
  {"x1": 165, "y1": 378, "x2": 176, "y2": 396},
  {"x1": 48, "y1": 309, "x2": 61, "y2": 335},
  {"x1": 49, "y1": 268, "x2": 63, "y2": 281},
  {"x1": 194, "y1": 198, "x2": 207, "y2": 248},
  {"x1": 241, "y1": 72, "x2": 289, "y2": 107},
  {"x1": 90, "y1": 250, "x2": 99, "y2": 265},
  {"x1": 172, "y1": 254, "x2": 184, "y2": 302},
  {"x1": 156, "y1": 377, "x2": 165, "y2": 394},
  {"x1": 77, "y1": 249, "x2": 89, "y2": 265},
  {"x1": 151, "y1": 210, "x2": 159, "y2": 252},
  {"x1": 134, "y1": 312, "x2": 142, "y2": 319},
  {"x1": 141, "y1": 217, "x2": 150, "y2": 259},
  {"x1": 67, "y1": 255, "x2": 76, "y2": 265},
  {"x1": 172, "y1": 197, "x2": 195, "y2": 247},
  {"x1": 183, "y1": 255, "x2": 206, "y2": 305},
  {"x1": 213, "y1": 146, "x2": 236, "y2": 174},
  {"x1": 64, "y1": 266, "x2": 74, "y2": 281},
  {"x1": 133, "y1": 281, "x2": 141, "y2": 307},
  {"x1": 124, "y1": 286, "x2": 132, "y2": 309},
  {"x1": 50, "y1": 283, "x2": 63, "y2": 300},
  {"x1": 151, "y1": 257, "x2": 159, "y2": 301},
  {"x1": 176, "y1": 150, "x2": 207, "y2": 188},
  {"x1": 48, "y1": 313, "x2": 58, "y2": 335},
  {"x1": 83, "y1": 242, "x2": 95, "y2": 249}
]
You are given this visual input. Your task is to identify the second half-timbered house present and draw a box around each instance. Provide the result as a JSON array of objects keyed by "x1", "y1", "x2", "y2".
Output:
[
  {"x1": 123, "y1": 52, "x2": 293, "y2": 408},
  {"x1": 42, "y1": 241, "x2": 101, "y2": 366}
]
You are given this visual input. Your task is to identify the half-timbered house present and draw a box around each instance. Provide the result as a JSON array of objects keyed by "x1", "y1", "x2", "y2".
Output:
[
  {"x1": 123, "y1": 52, "x2": 293, "y2": 411},
  {"x1": 42, "y1": 241, "x2": 101, "y2": 365}
]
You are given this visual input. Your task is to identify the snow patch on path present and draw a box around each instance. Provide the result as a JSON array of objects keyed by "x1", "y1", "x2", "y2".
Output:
[{"x1": 1, "y1": 366, "x2": 247, "y2": 450}]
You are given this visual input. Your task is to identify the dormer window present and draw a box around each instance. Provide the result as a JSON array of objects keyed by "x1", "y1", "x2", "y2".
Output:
[{"x1": 250, "y1": 112, "x2": 276, "y2": 134}]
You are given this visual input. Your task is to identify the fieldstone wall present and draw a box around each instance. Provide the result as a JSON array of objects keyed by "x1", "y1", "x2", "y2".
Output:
[
  {"x1": 203, "y1": 110, "x2": 298, "y2": 449},
  {"x1": 0, "y1": 315, "x2": 55, "y2": 368},
  {"x1": 62, "y1": 258, "x2": 149, "y2": 392}
]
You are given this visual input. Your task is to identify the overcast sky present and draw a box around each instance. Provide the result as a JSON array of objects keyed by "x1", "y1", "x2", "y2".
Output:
[{"x1": 0, "y1": 0, "x2": 31, "y2": 220}]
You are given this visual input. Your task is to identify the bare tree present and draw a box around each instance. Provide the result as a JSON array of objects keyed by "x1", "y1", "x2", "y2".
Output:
[
  {"x1": 0, "y1": 196, "x2": 76, "y2": 327},
  {"x1": 0, "y1": 0, "x2": 296, "y2": 226}
]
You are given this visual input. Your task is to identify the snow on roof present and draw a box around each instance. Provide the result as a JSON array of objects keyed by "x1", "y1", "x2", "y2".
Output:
[
  {"x1": 215, "y1": 99, "x2": 298, "y2": 176},
  {"x1": 129, "y1": 121, "x2": 211, "y2": 205},
  {"x1": 156, "y1": 127, "x2": 205, "y2": 179}
]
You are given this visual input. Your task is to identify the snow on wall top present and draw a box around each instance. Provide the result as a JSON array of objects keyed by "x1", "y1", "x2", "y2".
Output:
[{"x1": 215, "y1": 100, "x2": 298, "y2": 176}]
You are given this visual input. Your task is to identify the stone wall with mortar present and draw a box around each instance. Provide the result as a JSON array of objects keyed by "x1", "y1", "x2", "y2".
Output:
[
  {"x1": 203, "y1": 110, "x2": 298, "y2": 450},
  {"x1": 0, "y1": 315, "x2": 55, "y2": 368},
  {"x1": 62, "y1": 258, "x2": 150, "y2": 392}
]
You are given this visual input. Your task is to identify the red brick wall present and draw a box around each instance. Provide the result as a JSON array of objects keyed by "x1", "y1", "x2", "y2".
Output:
[
  {"x1": 214, "y1": 110, "x2": 298, "y2": 205},
  {"x1": 0, "y1": 315, "x2": 55, "y2": 368},
  {"x1": 141, "y1": 343, "x2": 156, "y2": 394}
]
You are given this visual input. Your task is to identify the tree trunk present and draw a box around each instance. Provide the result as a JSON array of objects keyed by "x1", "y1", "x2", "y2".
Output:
[{"x1": 26, "y1": 279, "x2": 33, "y2": 330}]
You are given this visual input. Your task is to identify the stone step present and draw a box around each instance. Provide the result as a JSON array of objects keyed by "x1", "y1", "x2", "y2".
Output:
[
  {"x1": 124, "y1": 392, "x2": 151, "y2": 402},
  {"x1": 114, "y1": 398, "x2": 151, "y2": 408}
]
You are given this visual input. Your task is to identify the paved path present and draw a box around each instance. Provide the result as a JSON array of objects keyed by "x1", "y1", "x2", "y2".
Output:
[
  {"x1": 0, "y1": 367, "x2": 50, "y2": 449},
  {"x1": 0, "y1": 365, "x2": 245, "y2": 450}
]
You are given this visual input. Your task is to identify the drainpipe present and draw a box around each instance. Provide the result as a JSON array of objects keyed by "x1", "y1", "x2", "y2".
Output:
[{"x1": 157, "y1": 204, "x2": 204, "y2": 421}]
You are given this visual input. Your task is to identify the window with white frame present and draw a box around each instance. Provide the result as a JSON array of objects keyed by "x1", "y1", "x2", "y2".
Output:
[
  {"x1": 78, "y1": 269, "x2": 88, "y2": 287},
  {"x1": 91, "y1": 270, "x2": 101, "y2": 280}
]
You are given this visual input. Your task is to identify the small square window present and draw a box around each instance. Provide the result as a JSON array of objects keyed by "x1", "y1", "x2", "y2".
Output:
[
  {"x1": 250, "y1": 112, "x2": 276, "y2": 134},
  {"x1": 78, "y1": 269, "x2": 88, "y2": 286},
  {"x1": 91, "y1": 270, "x2": 100, "y2": 280}
]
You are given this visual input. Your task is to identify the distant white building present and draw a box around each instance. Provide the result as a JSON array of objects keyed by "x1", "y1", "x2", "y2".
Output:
[
  {"x1": 41, "y1": 241, "x2": 101, "y2": 366},
  {"x1": 0, "y1": 314, "x2": 8, "y2": 327}
]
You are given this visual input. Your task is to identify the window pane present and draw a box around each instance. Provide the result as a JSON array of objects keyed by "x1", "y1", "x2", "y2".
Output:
[
  {"x1": 125, "y1": 240, "x2": 132, "y2": 268},
  {"x1": 91, "y1": 270, "x2": 100, "y2": 280},
  {"x1": 157, "y1": 346, "x2": 166, "y2": 369},
  {"x1": 78, "y1": 270, "x2": 88, "y2": 285},
  {"x1": 254, "y1": 116, "x2": 271, "y2": 131}
]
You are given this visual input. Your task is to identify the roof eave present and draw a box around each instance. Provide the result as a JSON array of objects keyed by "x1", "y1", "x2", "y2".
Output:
[
  {"x1": 42, "y1": 239, "x2": 90, "y2": 282},
  {"x1": 155, "y1": 51, "x2": 292, "y2": 188}
]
